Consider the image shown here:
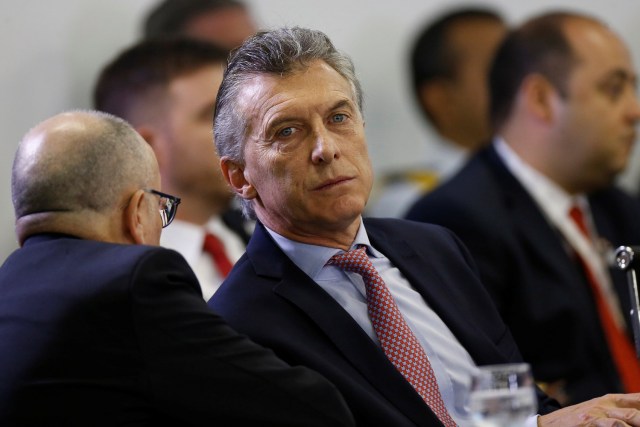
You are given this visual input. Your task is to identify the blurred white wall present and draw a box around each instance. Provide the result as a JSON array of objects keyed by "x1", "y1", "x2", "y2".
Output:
[{"x1": 2, "y1": 0, "x2": 640, "y2": 261}]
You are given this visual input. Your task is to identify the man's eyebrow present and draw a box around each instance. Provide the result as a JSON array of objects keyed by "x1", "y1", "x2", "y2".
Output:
[
  {"x1": 264, "y1": 99, "x2": 357, "y2": 132},
  {"x1": 601, "y1": 68, "x2": 637, "y2": 85},
  {"x1": 264, "y1": 113, "x2": 299, "y2": 134},
  {"x1": 329, "y1": 99, "x2": 356, "y2": 112}
]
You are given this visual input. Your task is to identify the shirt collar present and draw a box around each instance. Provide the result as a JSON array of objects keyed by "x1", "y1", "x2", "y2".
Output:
[
  {"x1": 493, "y1": 136, "x2": 588, "y2": 223},
  {"x1": 160, "y1": 219, "x2": 205, "y2": 263},
  {"x1": 265, "y1": 218, "x2": 382, "y2": 279},
  {"x1": 159, "y1": 216, "x2": 228, "y2": 264}
]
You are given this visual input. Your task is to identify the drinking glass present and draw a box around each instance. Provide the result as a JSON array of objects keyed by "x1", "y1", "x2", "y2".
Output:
[{"x1": 468, "y1": 363, "x2": 537, "y2": 427}]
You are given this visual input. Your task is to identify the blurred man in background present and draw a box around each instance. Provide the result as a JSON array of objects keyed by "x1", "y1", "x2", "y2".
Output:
[
  {"x1": 368, "y1": 7, "x2": 507, "y2": 218},
  {"x1": 143, "y1": 0, "x2": 257, "y2": 49},
  {"x1": 408, "y1": 11, "x2": 640, "y2": 404},
  {"x1": 95, "y1": 38, "x2": 250, "y2": 299}
]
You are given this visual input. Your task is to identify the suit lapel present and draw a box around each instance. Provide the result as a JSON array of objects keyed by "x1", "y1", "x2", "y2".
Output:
[
  {"x1": 483, "y1": 147, "x2": 586, "y2": 294},
  {"x1": 365, "y1": 222, "x2": 509, "y2": 365},
  {"x1": 247, "y1": 223, "x2": 442, "y2": 427}
]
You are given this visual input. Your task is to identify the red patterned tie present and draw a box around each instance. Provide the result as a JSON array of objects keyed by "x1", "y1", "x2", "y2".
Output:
[
  {"x1": 328, "y1": 246, "x2": 457, "y2": 426},
  {"x1": 568, "y1": 205, "x2": 640, "y2": 392},
  {"x1": 203, "y1": 233, "x2": 234, "y2": 277}
]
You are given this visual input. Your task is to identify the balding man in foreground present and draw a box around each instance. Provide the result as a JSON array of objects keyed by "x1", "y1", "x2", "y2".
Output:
[{"x1": 0, "y1": 111, "x2": 354, "y2": 426}]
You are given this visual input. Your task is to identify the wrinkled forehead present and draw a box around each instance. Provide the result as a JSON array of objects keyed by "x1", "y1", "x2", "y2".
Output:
[{"x1": 235, "y1": 61, "x2": 358, "y2": 124}]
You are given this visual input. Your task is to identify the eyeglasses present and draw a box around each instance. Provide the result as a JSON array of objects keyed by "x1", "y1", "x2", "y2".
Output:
[{"x1": 145, "y1": 189, "x2": 181, "y2": 228}]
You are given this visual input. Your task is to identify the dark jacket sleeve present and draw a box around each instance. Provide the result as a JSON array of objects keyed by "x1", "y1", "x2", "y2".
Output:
[{"x1": 130, "y1": 248, "x2": 355, "y2": 427}]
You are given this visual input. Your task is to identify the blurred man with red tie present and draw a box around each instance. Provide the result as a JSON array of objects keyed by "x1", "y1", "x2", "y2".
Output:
[
  {"x1": 95, "y1": 38, "x2": 251, "y2": 300},
  {"x1": 407, "y1": 11, "x2": 640, "y2": 404}
]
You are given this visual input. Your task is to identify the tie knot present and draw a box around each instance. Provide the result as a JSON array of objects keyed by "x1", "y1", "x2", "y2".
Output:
[
  {"x1": 568, "y1": 204, "x2": 591, "y2": 239},
  {"x1": 327, "y1": 246, "x2": 374, "y2": 277}
]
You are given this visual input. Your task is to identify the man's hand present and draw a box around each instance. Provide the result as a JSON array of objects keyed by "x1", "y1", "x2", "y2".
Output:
[{"x1": 539, "y1": 394, "x2": 640, "y2": 426}]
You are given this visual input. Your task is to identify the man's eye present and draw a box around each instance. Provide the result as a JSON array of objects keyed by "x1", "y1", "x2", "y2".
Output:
[
  {"x1": 278, "y1": 127, "x2": 294, "y2": 137},
  {"x1": 600, "y1": 81, "x2": 625, "y2": 101},
  {"x1": 608, "y1": 85, "x2": 624, "y2": 100},
  {"x1": 332, "y1": 114, "x2": 346, "y2": 123}
]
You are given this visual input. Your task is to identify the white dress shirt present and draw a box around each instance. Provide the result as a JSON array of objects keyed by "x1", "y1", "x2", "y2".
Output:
[{"x1": 160, "y1": 216, "x2": 246, "y2": 301}]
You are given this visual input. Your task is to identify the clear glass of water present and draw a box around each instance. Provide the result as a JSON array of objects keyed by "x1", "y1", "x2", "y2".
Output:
[{"x1": 468, "y1": 363, "x2": 537, "y2": 427}]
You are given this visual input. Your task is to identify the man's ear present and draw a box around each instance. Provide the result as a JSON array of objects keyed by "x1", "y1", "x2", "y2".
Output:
[
  {"x1": 123, "y1": 189, "x2": 148, "y2": 245},
  {"x1": 519, "y1": 73, "x2": 557, "y2": 124},
  {"x1": 137, "y1": 125, "x2": 167, "y2": 171},
  {"x1": 221, "y1": 157, "x2": 257, "y2": 200},
  {"x1": 419, "y1": 79, "x2": 453, "y2": 129}
]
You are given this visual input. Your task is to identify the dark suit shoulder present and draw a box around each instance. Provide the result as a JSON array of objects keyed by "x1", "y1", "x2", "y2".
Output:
[
  {"x1": 406, "y1": 148, "x2": 504, "y2": 223},
  {"x1": 1, "y1": 235, "x2": 354, "y2": 426},
  {"x1": 12, "y1": 234, "x2": 188, "y2": 270},
  {"x1": 590, "y1": 185, "x2": 640, "y2": 219},
  {"x1": 363, "y1": 215, "x2": 453, "y2": 235}
]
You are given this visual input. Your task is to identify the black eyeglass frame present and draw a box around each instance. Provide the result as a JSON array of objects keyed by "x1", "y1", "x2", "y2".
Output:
[{"x1": 145, "y1": 189, "x2": 181, "y2": 228}]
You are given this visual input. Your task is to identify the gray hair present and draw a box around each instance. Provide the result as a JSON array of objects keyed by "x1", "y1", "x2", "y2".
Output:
[
  {"x1": 12, "y1": 110, "x2": 155, "y2": 219},
  {"x1": 213, "y1": 26, "x2": 364, "y2": 219}
]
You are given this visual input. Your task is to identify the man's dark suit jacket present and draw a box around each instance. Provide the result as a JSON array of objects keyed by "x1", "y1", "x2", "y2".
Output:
[
  {"x1": 0, "y1": 233, "x2": 354, "y2": 427},
  {"x1": 209, "y1": 219, "x2": 559, "y2": 426},
  {"x1": 406, "y1": 145, "x2": 640, "y2": 404}
]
